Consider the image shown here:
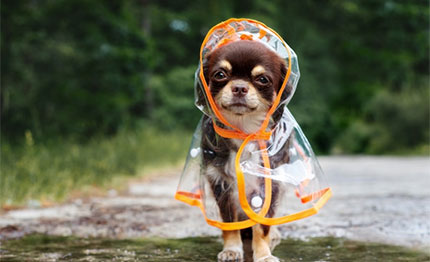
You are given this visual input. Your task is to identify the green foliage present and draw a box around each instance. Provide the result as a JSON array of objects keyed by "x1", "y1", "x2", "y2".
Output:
[
  {"x1": 366, "y1": 87, "x2": 429, "y2": 153},
  {"x1": 0, "y1": 128, "x2": 190, "y2": 205},
  {"x1": 151, "y1": 65, "x2": 201, "y2": 130},
  {"x1": 1, "y1": 0, "x2": 429, "y2": 153},
  {"x1": 1, "y1": 0, "x2": 429, "y2": 205},
  {"x1": 3, "y1": 235, "x2": 430, "y2": 261},
  {"x1": 334, "y1": 86, "x2": 429, "y2": 154},
  {"x1": 2, "y1": 0, "x2": 152, "y2": 140}
]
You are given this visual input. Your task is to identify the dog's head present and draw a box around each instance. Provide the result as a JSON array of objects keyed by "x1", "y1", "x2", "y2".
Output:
[{"x1": 202, "y1": 40, "x2": 289, "y2": 132}]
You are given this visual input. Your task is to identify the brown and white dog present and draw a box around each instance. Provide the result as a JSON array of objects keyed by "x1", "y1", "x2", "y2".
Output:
[{"x1": 200, "y1": 40, "x2": 293, "y2": 262}]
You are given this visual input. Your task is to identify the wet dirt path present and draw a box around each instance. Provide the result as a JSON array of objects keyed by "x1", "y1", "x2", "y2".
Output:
[{"x1": 1, "y1": 157, "x2": 429, "y2": 251}]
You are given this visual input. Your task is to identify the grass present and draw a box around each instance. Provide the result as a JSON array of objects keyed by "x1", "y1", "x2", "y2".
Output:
[
  {"x1": 1, "y1": 234, "x2": 429, "y2": 262},
  {"x1": 0, "y1": 128, "x2": 192, "y2": 206}
]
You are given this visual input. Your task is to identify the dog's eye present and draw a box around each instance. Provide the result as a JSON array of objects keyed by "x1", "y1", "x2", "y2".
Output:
[
  {"x1": 256, "y1": 76, "x2": 269, "y2": 84},
  {"x1": 214, "y1": 71, "x2": 227, "y2": 80}
]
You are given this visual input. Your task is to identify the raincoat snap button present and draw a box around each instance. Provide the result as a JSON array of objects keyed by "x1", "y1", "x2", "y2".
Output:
[
  {"x1": 251, "y1": 195, "x2": 263, "y2": 208},
  {"x1": 190, "y1": 147, "x2": 200, "y2": 158}
]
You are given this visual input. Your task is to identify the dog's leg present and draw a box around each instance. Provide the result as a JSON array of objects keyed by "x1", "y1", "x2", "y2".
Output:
[
  {"x1": 252, "y1": 225, "x2": 279, "y2": 262},
  {"x1": 209, "y1": 178, "x2": 244, "y2": 261},
  {"x1": 217, "y1": 196, "x2": 243, "y2": 261},
  {"x1": 269, "y1": 226, "x2": 281, "y2": 252},
  {"x1": 218, "y1": 230, "x2": 244, "y2": 261}
]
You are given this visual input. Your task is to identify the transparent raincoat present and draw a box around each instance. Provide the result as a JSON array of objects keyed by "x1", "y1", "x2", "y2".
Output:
[{"x1": 175, "y1": 18, "x2": 332, "y2": 230}]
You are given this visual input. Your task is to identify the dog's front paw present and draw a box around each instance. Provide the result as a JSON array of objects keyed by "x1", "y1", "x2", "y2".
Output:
[
  {"x1": 217, "y1": 247, "x2": 244, "y2": 262},
  {"x1": 255, "y1": 255, "x2": 280, "y2": 262},
  {"x1": 269, "y1": 227, "x2": 281, "y2": 252}
]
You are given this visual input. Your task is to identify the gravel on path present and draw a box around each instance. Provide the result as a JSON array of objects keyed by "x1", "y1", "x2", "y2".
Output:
[{"x1": 1, "y1": 156, "x2": 429, "y2": 250}]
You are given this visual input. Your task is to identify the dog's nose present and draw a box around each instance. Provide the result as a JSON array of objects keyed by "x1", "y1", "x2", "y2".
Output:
[{"x1": 231, "y1": 85, "x2": 249, "y2": 97}]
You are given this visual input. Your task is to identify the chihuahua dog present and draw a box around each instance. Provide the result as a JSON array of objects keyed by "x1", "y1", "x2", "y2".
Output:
[{"x1": 200, "y1": 40, "x2": 292, "y2": 262}]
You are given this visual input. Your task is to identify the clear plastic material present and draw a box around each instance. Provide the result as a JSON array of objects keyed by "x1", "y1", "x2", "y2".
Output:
[
  {"x1": 194, "y1": 19, "x2": 300, "y2": 117},
  {"x1": 175, "y1": 18, "x2": 331, "y2": 230}
]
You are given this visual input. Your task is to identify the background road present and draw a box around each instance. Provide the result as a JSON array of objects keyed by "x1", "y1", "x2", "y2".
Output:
[{"x1": 1, "y1": 156, "x2": 429, "y2": 251}]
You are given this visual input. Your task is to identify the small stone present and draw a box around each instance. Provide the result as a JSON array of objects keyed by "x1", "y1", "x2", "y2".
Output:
[
  {"x1": 27, "y1": 199, "x2": 41, "y2": 208},
  {"x1": 108, "y1": 189, "x2": 117, "y2": 197}
]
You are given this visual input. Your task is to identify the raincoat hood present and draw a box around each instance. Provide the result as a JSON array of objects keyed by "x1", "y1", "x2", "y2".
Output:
[
  {"x1": 195, "y1": 18, "x2": 300, "y2": 127},
  {"x1": 175, "y1": 18, "x2": 332, "y2": 230}
]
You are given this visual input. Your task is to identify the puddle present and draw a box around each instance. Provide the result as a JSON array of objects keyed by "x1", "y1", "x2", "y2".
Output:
[{"x1": 0, "y1": 234, "x2": 428, "y2": 261}]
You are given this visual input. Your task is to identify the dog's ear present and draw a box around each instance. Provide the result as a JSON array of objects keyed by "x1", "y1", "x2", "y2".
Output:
[
  {"x1": 195, "y1": 81, "x2": 206, "y2": 108},
  {"x1": 273, "y1": 62, "x2": 290, "y2": 122},
  {"x1": 202, "y1": 53, "x2": 211, "y2": 84},
  {"x1": 279, "y1": 62, "x2": 292, "y2": 101},
  {"x1": 195, "y1": 54, "x2": 211, "y2": 107}
]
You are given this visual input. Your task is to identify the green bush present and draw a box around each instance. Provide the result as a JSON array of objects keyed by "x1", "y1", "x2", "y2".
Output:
[
  {"x1": 151, "y1": 66, "x2": 201, "y2": 130},
  {"x1": 334, "y1": 86, "x2": 430, "y2": 154},
  {"x1": 2, "y1": 0, "x2": 152, "y2": 141},
  {"x1": 2, "y1": 0, "x2": 428, "y2": 155},
  {"x1": 366, "y1": 87, "x2": 429, "y2": 154},
  {"x1": 1, "y1": 128, "x2": 191, "y2": 205}
]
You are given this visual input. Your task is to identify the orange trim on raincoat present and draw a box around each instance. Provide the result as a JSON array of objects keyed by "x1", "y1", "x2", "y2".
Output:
[{"x1": 175, "y1": 18, "x2": 332, "y2": 231}]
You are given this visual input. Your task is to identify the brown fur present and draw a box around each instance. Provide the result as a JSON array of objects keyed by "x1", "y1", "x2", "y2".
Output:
[{"x1": 200, "y1": 40, "x2": 291, "y2": 262}]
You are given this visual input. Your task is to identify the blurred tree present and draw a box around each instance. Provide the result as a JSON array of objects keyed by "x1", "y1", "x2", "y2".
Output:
[
  {"x1": 273, "y1": 0, "x2": 429, "y2": 153},
  {"x1": 328, "y1": 0, "x2": 429, "y2": 153},
  {"x1": 140, "y1": 0, "x2": 154, "y2": 117},
  {"x1": 1, "y1": 0, "x2": 428, "y2": 154},
  {"x1": 2, "y1": 0, "x2": 152, "y2": 141},
  {"x1": 151, "y1": 65, "x2": 200, "y2": 130}
]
